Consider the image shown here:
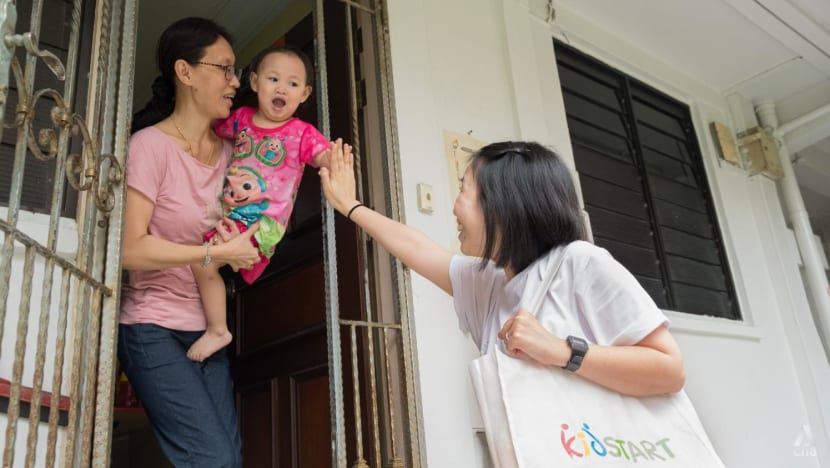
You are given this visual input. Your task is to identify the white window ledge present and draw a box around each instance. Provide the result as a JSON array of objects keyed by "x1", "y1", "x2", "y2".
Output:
[{"x1": 665, "y1": 310, "x2": 763, "y2": 342}]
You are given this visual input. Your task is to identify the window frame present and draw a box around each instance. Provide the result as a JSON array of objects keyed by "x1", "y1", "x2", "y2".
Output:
[{"x1": 555, "y1": 40, "x2": 742, "y2": 320}]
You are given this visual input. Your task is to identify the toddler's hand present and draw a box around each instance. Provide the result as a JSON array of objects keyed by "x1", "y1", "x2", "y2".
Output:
[
  {"x1": 215, "y1": 218, "x2": 241, "y2": 243},
  {"x1": 314, "y1": 147, "x2": 333, "y2": 169}
]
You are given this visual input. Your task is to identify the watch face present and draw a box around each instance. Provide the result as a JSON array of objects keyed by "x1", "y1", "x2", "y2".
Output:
[
  {"x1": 563, "y1": 336, "x2": 588, "y2": 371},
  {"x1": 568, "y1": 336, "x2": 589, "y2": 353}
]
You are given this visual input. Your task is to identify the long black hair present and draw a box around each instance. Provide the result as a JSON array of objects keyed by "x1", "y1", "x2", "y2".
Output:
[
  {"x1": 131, "y1": 17, "x2": 233, "y2": 133},
  {"x1": 469, "y1": 141, "x2": 587, "y2": 274}
]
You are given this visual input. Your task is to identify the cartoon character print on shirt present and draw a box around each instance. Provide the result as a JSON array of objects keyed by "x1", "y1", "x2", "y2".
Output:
[
  {"x1": 255, "y1": 136, "x2": 286, "y2": 167},
  {"x1": 232, "y1": 124, "x2": 254, "y2": 160},
  {"x1": 221, "y1": 165, "x2": 284, "y2": 257}
]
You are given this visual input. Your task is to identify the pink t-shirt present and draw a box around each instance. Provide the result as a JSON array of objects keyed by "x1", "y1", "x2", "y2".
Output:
[
  {"x1": 214, "y1": 106, "x2": 329, "y2": 236},
  {"x1": 120, "y1": 126, "x2": 231, "y2": 331}
]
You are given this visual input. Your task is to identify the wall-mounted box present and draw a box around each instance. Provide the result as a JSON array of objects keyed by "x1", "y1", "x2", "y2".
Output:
[
  {"x1": 737, "y1": 126, "x2": 783, "y2": 180},
  {"x1": 710, "y1": 121, "x2": 740, "y2": 166}
]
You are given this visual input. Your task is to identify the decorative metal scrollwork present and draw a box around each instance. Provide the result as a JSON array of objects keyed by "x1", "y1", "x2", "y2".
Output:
[
  {"x1": 2, "y1": 22, "x2": 122, "y2": 214},
  {"x1": 65, "y1": 118, "x2": 123, "y2": 214},
  {"x1": 5, "y1": 31, "x2": 65, "y2": 80}
]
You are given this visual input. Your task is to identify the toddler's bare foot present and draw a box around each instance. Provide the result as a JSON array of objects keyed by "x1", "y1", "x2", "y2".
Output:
[{"x1": 187, "y1": 329, "x2": 232, "y2": 362}]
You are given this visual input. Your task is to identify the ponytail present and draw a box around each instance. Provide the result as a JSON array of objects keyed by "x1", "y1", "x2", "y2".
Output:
[{"x1": 131, "y1": 76, "x2": 175, "y2": 133}]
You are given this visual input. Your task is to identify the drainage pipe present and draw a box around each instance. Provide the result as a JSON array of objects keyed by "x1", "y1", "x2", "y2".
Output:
[
  {"x1": 756, "y1": 100, "x2": 830, "y2": 356},
  {"x1": 777, "y1": 103, "x2": 830, "y2": 138}
]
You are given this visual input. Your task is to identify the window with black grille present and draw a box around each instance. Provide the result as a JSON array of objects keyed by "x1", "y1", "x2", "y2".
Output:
[
  {"x1": 0, "y1": 0, "x2": 89, "y2": 218},
  {"x1": 555, "y1": 41, "x2": 740, "y2": 320}
]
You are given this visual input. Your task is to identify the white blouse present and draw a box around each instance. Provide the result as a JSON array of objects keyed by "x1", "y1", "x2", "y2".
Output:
[{"x1": 449, "y1": 240, "x2": 669, "y2": 353}]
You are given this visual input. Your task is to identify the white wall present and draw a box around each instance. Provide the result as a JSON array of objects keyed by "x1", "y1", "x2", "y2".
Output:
[
  {"x1": 0, "y1": 415, "x2": 66, "y2": 468},
  {"x1": 386, "y1": 0, "x2": 830, "y2": 466},
  {"x1": 0, "y1": 209, "x2": 78, "y2": 467},
  {"x1": 385, "y1": 0, "x2": 514, "y2": 464},
  {"x1": 0, "y1": 209, "x2": 78, "y2": 395}
]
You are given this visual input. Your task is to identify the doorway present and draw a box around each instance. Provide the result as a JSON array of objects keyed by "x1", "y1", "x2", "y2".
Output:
[{"x1": 122, "y1": 1, "x2": 421, "y2": 467}]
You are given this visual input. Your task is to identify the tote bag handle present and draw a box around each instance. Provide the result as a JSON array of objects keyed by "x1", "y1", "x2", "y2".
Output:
[{"x1": 527, "y1": 244, "x2": 571, "y2": 316}]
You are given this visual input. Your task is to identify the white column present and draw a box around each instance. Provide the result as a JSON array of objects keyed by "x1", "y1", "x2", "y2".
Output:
[{"x1": 756, "y1": 100, "x2": 830, "y2": 359}]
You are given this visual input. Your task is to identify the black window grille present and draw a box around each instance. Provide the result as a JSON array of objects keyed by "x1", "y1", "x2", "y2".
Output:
[
  {"x1": 555, "y1": 40, "x2": 740, "y2": 320},
  {"x1": 0, "y1": 0, "x2": 87, "y2": 218}
]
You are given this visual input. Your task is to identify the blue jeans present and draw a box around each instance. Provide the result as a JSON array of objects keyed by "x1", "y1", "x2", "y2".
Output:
[{"x1": 117, "y1": 323, "x2": 242, "y2": 467}]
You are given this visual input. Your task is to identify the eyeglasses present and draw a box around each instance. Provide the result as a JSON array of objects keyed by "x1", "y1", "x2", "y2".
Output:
[{"x1": 197, "y1": 61, "x2": 243, "y2": 82}]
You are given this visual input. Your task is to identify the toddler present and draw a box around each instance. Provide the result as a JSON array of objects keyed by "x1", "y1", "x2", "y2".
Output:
[{"x1": 189, "y1": 45, "x2": 331, "y2": 361}]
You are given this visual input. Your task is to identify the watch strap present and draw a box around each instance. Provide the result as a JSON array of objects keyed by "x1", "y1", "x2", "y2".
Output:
[{"x1": 563, "y1": 335, "x2": 588, "y2": 372}]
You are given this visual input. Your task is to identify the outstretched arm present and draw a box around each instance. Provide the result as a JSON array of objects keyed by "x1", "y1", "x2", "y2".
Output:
[
  {"x1": 312, "y1": 147, "x2": 331, "y2": 169},
  {"x1": 319, "y1": 139, "x2": 454, "y2": 294}
]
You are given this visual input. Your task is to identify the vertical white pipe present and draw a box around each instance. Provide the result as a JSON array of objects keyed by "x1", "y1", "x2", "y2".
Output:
[{"x1": 756, "y1": 100, "x2": 830, "y2": 358}]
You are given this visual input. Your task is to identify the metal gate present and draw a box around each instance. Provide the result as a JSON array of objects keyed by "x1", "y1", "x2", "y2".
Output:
[
  {"x1": 0, "y1": 0, "x2": 135, "y2": 466},
  {"x1": 318, "y1": 1, "x2": 423, "y2": 467}
]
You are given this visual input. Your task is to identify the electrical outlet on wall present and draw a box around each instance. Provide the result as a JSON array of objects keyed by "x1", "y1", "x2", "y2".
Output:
[{"x1": 417, "y1": 183, "x2": 434, "y2": 214}]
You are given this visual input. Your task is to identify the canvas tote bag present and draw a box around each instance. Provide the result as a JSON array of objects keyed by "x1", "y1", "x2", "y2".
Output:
[{"x1": 469, "y1": 245, "x2": 724, "y2": 467}]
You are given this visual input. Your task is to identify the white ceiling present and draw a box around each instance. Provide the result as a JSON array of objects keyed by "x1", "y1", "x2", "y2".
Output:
[
  {"x1": 555, "y1": 0, "x2": 830, "y2": 101},
  {"x1": 556, "y1": 0, "x2": 830, "y2": 227},
  {"x1": 133, "y1": 0, "x2": 295, "y2": 108},
  {"x1": 790, "y1": 0, "x2": 830, "y2": 34}
]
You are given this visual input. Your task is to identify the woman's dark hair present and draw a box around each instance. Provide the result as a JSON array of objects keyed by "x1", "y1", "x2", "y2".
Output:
[
  {"x1": 131, "y1": 17, "x2": 233, "y2": 133},
  {"x1": 469, "y1": 141, "x2": 587, "y2": 274},
  {"x1": 233, "y1": 45, "x2": 314, "y2": 109}
]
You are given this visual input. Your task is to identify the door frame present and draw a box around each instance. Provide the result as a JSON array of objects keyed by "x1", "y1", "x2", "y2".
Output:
[{"x1": 314, "y1": 0, "x2": 425, "y2": 466}]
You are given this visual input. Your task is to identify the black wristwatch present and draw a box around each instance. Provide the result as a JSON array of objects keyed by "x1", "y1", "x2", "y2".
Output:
[{"x1": 562, "y1": 335, "x2": 589, "y2": 372}]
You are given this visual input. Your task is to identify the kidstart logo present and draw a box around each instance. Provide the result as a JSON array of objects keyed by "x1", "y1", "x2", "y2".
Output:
[{"x1": 560, "y1": 423, "x2": 675, "y2": 463}]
